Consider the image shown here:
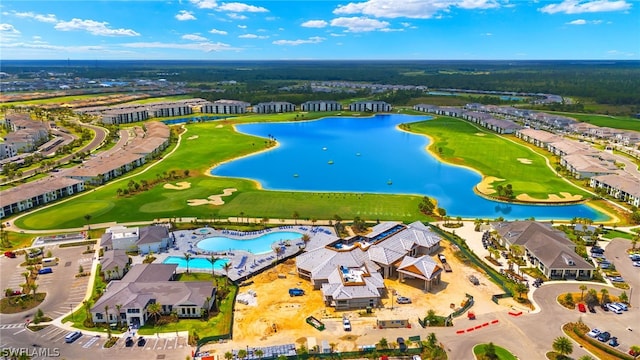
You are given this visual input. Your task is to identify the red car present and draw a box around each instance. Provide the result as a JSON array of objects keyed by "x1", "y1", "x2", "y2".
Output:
[
  {"x1": 578, "y1": 303, "x2": 586, "y2": 312},
  {"x1": 4, "y1": 251, "x2": 16, "y2": 258}
]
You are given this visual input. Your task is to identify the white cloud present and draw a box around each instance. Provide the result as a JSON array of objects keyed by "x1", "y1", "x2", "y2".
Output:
[
  {"x1": 301, "y1": 20, "x2": 328, "y2": 28},
  {"x1": 239, "y1": 33, "x2": 268, "y2": 39},
  {"x1": 237, "y1": 24, "x2": 247, "y2": 29},
  {"x1": 176, "y1": 10, "x2": 197, "y2": 21},
  {"x1": 209, "y1": 28, "x2": 228, "y2": 35},
  {"x1": 540, "y1": 0, "x2": 631, "y2": 14},
  {"x1": 333, "y1": 0, "x2": 500, "y2": 19},
  {"x1": 54, "y1": 19, "x2": 140, "y2": 36},
  {"x1": 273, "y1": 36, "x2": 325, "y2": 46},
  {"x1": 228, "y1": 13, "x2": 248, "y2": 20},
  {"x1": 7, "y1": 11, "x2": 58, "y2": 23},
  {"x1": 190, "y1": 0, "x2": 218, "y2": 9},
  {"x1": 330, "y1": 17, "x2": 390, "y2": 32},
  {"x1": 218, "y1": 2, "x2": 268, "y2": 12},
  {"x1": 122, "y1": 41, "x2": 238, "y2": 52},
  {"x1": 481, "y1": 32, "x2": 493, "y2": 35},
  {"x1": 380, "y1": 28, "x2": 404, "y2": 32},
  {"x1": 0, "y1": 23, "x2": 20, "y2": 34},
  {"x1": 566, "y1": 18, "x2": 604, "y2": 24},
  {"x1": 330, "y1": 33, "x2": 346, "y2": 37},
  {"x1": 182, "y1": 34, "x2": 208, "y2": 41}
]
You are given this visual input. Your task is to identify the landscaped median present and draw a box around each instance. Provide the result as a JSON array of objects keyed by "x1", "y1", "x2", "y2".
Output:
[{"x1": 473, "y1": 343, "x2": 517, "y2": 360}]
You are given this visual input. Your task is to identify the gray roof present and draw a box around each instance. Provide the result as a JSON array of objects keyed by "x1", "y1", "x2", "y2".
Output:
[
  {"x1": 321, "y1": 268, "x2": 384, "y2": 300},
  {"x1": 137, "y1": 225, "x2": 169, "y2": 245},
  {"x1": 100, "y1": 249, "x2": 129, "y2": 272},
  {"x1": 121, "y1": 263, "x2": 177, "y2": 282}
]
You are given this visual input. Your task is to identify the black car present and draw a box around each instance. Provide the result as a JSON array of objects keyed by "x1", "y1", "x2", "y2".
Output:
[
  {"x1": 597, "y1": 331, "x2": 611, "y2": 342},
  {"x1": 137, "y1": 337, "x2": 146, "y2": 347},
  {"x1": 397, "y1": 337, "x2": 407, "y2": 352},
  {"x1": 600, "y1": 303, "x2": 609, "y2": 312},
  {"x1": 609, "y1": 337, "x2": 619, "y2": 347},
  {"x1": 125, "y1": 337, "x2": 134, "y2": 347}
]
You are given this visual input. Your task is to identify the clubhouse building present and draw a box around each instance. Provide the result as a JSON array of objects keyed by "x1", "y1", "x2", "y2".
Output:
[{"x1": 296, "y1": 221, "x2": 442, "y2": 310}]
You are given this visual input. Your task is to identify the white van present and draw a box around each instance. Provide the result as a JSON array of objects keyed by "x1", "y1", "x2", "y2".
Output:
[
  {"x1": 606, "y1": 303, "x2": 623, "y2": 314},
  {"x1": 42, "y1": 257, "x2": 58, "y2": 266},
  {"x1": 64, "y1": 331, "x2": 82, "y2": 343}
]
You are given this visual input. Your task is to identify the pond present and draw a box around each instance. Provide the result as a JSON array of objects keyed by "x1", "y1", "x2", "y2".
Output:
[{"x1": 211, "y1": 114, "x2": 604, "y2": 220}]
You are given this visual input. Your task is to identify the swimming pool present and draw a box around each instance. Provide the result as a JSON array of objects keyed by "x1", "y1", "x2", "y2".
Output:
[
  {"x1": 163, "y1": 256, "x2": 229, "y2": 270},
  {"x1": 197, "y1": 231, "x2": 303, "y2": 254}
]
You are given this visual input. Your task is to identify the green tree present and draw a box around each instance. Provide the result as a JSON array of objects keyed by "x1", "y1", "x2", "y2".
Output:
[
  {"x1": 292, "y1": 211, "x2": 299, "y2": 225},
  {"x1": 377, "y1": 337, "x2": 389, "y2": 349},
  {"x1": 224, "y1": 352, "x2": 233, "y2": 360},
  {"x1": 222, "y1": 262, "x2": 232, "y2": 287},
  {"x1": 563, "y1": 292, "x2": 574, "y2": 306},
  {"x1": 579, "y1": 284, "x2": 587, "y2": 301},
  {"x1": 207, "y1": 255, "x2": 220, "y2": 277},
  {"x1": 104, "y1": 305, "x2": 111, "y2": 338},
  {"x1": 484, "y1": 342, "x2": 498, "y2": 360},
  {"x1": 514, "y1": 282, "x2": 528, "y2": 300},
  {"x1": 552, "y1": 336, "x2": 573, "y2": 358},
  {"x1": 115, "y1": 304, "x2": 123, "y2": 328},
  {"x1": 183, "y1": 252, "x2": 192, "y2": 273},
  {"x1": 237, "y1": 349, "x2": 247, "y2": 360},
  {"x1": 147, "y1": 302, "x2": 162, "y2": 325}
]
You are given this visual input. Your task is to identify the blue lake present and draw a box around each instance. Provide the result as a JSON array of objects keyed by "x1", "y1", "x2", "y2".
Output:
[{"x1": 211, "y1": 114, "x2": 605, "y2": 221}]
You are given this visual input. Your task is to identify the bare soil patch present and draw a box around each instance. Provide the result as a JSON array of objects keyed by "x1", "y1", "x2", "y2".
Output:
[
  {"x1": 163, "y1": 181, "x2": 192, "y2": 190},
  {"x1": 517, "y1": 158, "x2": 532, "y2": 164},
  {"x1": 476, "y1": 176, "x2": 505, "y2": 195},
  {"x1": 475, "y1": 133, "x2": 486, "y2": 137},
  {"x1": 516, "y1": 192, "x2": 583, "y2": 203},
  {"x1": 188, "y1": 188, "x2": 237, "y2": 206},
  {"x1": 187, "y1": 135, "x2": 199, "y2": 140}
]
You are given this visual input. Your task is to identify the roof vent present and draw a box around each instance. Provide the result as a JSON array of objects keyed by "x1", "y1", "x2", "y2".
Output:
[{"x1": 562, "y1": 254, "x2": 575, "y2": 266}]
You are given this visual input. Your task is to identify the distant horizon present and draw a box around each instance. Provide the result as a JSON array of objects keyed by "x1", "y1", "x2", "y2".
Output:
[
  {"x1": 1, "y1": 0, "x2": 637, "y2": 60},
  {"x1": 2, "y1": 59, "x2": 639, "y2": 63}
]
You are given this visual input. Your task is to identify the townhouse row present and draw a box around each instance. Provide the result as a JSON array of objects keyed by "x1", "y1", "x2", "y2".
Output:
[
  {"x1": 75, "y1": 99, "x2": 392, "y2": 125},
  {"x1": 0, "y1": 121, "x2": 171, "y2": 218}
]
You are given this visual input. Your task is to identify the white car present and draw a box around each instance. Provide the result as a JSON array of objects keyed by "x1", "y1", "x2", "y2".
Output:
[
  {"x1": 633, "y1": 261, "x2": 640, "y2": 267},
  {"x1": 342, "y1": 318, "x2": 351, "y2": 331},
  {"x1": 587, "y1": 328, "x2": 601, "y2": 337},
  {"x1": 396, "y1": 296, "x2": 412, "y2": 304}
]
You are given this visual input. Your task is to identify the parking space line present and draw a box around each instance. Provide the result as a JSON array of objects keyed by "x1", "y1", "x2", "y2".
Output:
[{"x1": 13, "y1": 329, "x2": 26, "y2": 335}]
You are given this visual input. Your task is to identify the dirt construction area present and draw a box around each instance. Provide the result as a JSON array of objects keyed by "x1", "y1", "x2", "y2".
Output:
[{"x1": 218, "y1": 239, "x2": 518, "y2": 354}]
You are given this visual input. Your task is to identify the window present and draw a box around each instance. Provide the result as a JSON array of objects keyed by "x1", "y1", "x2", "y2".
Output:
[{"x1": 96, "y1": 313, "x2": 103, "y2": 320}]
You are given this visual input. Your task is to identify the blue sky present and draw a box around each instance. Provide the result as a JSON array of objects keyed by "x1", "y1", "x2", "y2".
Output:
[{"x1": 1, "y1": 0, "x2": 638, "y2": 60}]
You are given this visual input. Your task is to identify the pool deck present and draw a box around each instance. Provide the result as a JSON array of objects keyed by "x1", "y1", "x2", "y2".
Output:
[{"x1": 131, "y1": 225, "x2": 336, "y2": 282}]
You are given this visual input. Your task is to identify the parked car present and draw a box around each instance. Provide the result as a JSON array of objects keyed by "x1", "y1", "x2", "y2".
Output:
[
  {"x1": 633, "y1": 261, "x2": 640, "y2": 267},
  {"x1": 613, "y1": 302, "x2": 628, "y2": 311},
  {"x1": 588, "y1": 305, "x2": 596, "y2": 313},
  {"x1": 4, "y1": 251, "x2": 16, "y2": 258},
  {"x1": 125, "y1": 337, "x2": 134, "y2": 347},
  {"x1": 288, "y1": 288, "x2": 305, "y2": 297},
  {"x1": 64, "y1": 331, "x2": 82, "y2": 343},
  {"x1": 11, "y1": 290, "x2": 21, "y2": 296},
  {"x1": 37, "y1": 267, "x2": 52, "y2": 274},
  {"x1": 609, "y1": 337, "x2": 619, "y2": 347},
  {"x1": 609, "y1": 276, "x2": 624, "y2": 283},
  {"x1": 586, "y1": 328, "x2": 601, "y2": 338},
  {"x1": 629, "y1": 254, "x2": 640, "y2": 261},
  {"x1": 606, "y1": 303, "x2": 623, "y2": 314},
  {"x1": 396, "y1": 296, "x2": 412, "y2": 304},
  {"x1": 137, "y1": 337, "x2": 146, "y2": 347},
  {"x1": 597, "y1": 331, "x2": 611, "y2": 342},
  {"x1": 469, "y1": 275, "x2": 480, "y2": 285},
  {"x1": 437, "y1": 254, "x2": 447, "y2": 263},
  {"x1": 342, "y1": 318, "x2": 351, "y2": 332},
  {"x1": 600, "y1": 303, "x2": 609, "y2": 312},
  {"x1": 577, "y1": 303, "x2": 586, "y2": 312},
  {"x1": 397, "y1": 337, "x2": 407, "y2": 352}
]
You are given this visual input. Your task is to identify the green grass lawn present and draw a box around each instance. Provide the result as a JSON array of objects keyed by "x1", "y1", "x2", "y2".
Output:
[
  {"x1": 14, "y1": 118, "x2": 428, "y2": 230},
  {"x1": 601, "y1": 229, "x2": 635, "y2": 240},
  {"x1": 407, "y1": 116, "x2": 589, "y2": 200},
  {"x1": 473, "y1": 343, "x2": 518, "y2": 360}
]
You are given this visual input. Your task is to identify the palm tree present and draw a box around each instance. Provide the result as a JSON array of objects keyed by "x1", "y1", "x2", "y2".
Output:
[
  {"x1": 300, "y1": 234, "x2": 310, "y2": 249},
  {"x1": 203, "y1": 296, "x2": 212, "y2": 318},
  {"x1": 222, "y1": 262, "x2": 232, "y2": 287},
  {"x1": 224, "y1": 352, "x2": 233, "y2": 360},
  {"x1": 83, "y1": 300, "x2": 93, "y2": 326},
  {"x1": 255, "y1": 349, "x2": 264, "y2": 359},
  {"x1": 104, "y1": 305, "x2": 111, "y2": 338},
  {"x1": 552, "y1": 336, "x2": 573, "y2": 358},
  {"x1": 147, "y1": 302, "x2": 162, "y2": 325},
  {"x1": 183, "y1": 252, "x2": 192, "y2": 273},
  {"x1": 237, "y1": 349, "x2": 247, "y2": 360},
  {"x1": 377, "y1": 337, "x2": 388, "y2": 349},
  {"x1": 29, "y1": 283, "x2": 38, "y2": 296},
  {"x1": 600, "y1": 288, "x2": 609, "y2": 304},
  {"x1": 22, "y1": 272, "x2": 30, "y2": 283},
  {"x1": 426, "y1": 332, "x2": 438, "y2": 349},
  {"x1": 207, "y1": 255, "x2": 219, "y2": 277},
  {"x1": 292, "y1": 211, "x2": 299, "y2": 225},
  {"x1": 579, "y1": 285, "x2": 587, "y2": 301},
  {"x1": 115, "y1": 304, "x2": 123, "y2": 328}
]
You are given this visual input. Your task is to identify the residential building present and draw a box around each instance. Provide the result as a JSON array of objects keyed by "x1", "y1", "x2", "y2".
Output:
[
  {"x1": 0, "y1": 143, "x2": 17, "y2": 159},
  {"x1": 590, "y1": 174, "x2": 640, "y2": 207},
  {"x1": 491, "y1": 221, "x2": 594, "y2": 280},
  {"x1": 0, "y1": 176, "x2": 85, "y2": 218},
  {"x1": 348, "y1": 101, "x2": 391, "y2": 112},
  {"x1": 102, "y1": 107, "x2": 149, "y2": 125},
  {"x1": 91, "y1": 264, "x2": 216, "y2": 327},
  {"x1": 252, "y1": 101, "x2": 295, "y2": 113},
  {"x1": 300, "y1": 100, "x2": 342, "y2": 112},
  {"x1": 201, "y1": 99, "x2": 250, "y2": 114}
]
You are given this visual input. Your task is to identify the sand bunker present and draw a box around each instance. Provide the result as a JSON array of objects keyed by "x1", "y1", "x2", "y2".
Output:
[
  {"x1": 187, "y1": 135, "x2": 199, "y2": 140},
  {"x1": 516, "y1": 192, "x2": 583, "y2": 203},
  {"x1": 163, "y1": 181, "x2": 191, "y2": 190},
  {"x1": 216, "y1": 124, "x2": 223, "y2": 128},
  {"x1": 188, "y1": 188, "x2": 237, "y2": 206},
  {"x1": 476, "y1": 176, "x2": 505, "y2": 195},
  {"x1": 475, "y1": 133, "x2": 486, "y2": 136},
  {"x1": 517, "y1": 158, "x2": 533, "y2": 164}
]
